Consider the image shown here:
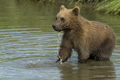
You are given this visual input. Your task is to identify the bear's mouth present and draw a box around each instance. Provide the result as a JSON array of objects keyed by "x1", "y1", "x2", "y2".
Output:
[
  {"x1": 55, "y1": 29, "x2": 62, "y2": 32},
  {"x1": 52, "y1": 25, "x2": 62, "y2": 32},
  {"x1": 52, "y1": 27, "x2": 62, "y2": 32},
  {"x1": 58, "y1": 30, "x2": 62, "y2": 32}
]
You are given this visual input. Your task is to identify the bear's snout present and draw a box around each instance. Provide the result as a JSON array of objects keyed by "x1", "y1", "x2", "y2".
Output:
[
  {"x1": 52, "y1": 24, "x2": 56, "y2": 29},
  {"x1": 52, "y1": 24, "x2": 56, "y2": 31},
  {"x1": 52, "y1": 24, "x2": 62, "y2": 32}
]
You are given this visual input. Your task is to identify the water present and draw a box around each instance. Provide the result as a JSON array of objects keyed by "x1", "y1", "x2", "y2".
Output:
[{"x1": 0, "y1": 0, "x2": 120, "y2": 80}]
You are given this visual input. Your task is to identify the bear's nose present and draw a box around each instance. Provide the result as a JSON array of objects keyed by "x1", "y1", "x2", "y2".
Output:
[{"x1": 52, "y1": 25, "x2": 56, "y2": 28}]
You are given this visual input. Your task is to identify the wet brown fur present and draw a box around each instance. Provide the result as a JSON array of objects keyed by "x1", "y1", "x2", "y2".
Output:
[{"x1": 52, "y1": 5, "x2": 116, "y2": 63}]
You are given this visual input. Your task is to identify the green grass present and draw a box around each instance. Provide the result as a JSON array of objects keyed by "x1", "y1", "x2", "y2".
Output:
[
  {"x1": 22, "y1": 0, "x2": 120, "y2": 15},
  {"x1": 96, "y1": 0, "x2": 120, "y2": 15},
  {"x1": 22, "y1": 0, "x2": 102, "y2": 4}
]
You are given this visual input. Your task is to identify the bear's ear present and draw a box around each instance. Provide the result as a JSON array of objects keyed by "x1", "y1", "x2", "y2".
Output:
[
  {"x1": 72, "y1": 6, "x2": 80, "y2": 16},
  {"x1": 60, "y1": 5, "x2": 66, "y2": 11}
]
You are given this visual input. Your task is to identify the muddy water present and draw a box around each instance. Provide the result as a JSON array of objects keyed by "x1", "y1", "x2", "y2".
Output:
[{"x1": 0, "y1": 0, "x2": 120, "y2": 80}]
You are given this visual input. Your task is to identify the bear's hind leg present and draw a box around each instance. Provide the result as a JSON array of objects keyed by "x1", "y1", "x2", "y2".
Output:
[
  {"x1": 95, "y1": 38, "x2": 115, "y2": 61},
  {"x1": 78, "y1": 50, "x2": 90, "y2": 63}
]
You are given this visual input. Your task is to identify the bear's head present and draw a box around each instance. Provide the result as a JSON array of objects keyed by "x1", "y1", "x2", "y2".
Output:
[{"x1": 52, "y1": 5, "x2": 80, "y2": 32}]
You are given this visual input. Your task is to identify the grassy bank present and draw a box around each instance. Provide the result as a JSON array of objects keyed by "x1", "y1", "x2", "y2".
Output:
[
  {"x1": 22, "y1": 0, "x2": 120, "y2": 15},
  {"x1": 23, "y1": 0, "x2": 102, "y2": 4},
  {"x1": 96, "y1": 0, "x2": 120, "y2": 15}
]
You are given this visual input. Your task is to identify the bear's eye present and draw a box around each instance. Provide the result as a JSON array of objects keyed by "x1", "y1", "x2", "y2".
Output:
[{"x1": 60, "y1": 17, "x2": 65, "y2": 22}]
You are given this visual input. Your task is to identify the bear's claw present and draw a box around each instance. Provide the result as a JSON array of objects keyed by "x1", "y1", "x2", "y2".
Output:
[{"x1": 56, "y1": 57, "x2": 63, "y2": 64}]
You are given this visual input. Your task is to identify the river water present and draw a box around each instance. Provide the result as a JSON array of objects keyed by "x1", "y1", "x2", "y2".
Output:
[{"x1": 0, "y1": 0, "x2": 120, "y2": 80}]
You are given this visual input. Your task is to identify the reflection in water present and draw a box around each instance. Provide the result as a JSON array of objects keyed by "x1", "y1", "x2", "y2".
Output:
[{"x1": 59, "y1": 61, "x2": 115, "y2": 80}]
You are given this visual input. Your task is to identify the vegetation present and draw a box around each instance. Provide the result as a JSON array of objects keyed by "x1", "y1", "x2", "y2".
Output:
[
  {"x1": 23, "y1": 0, "x2": 102, "y2": 4},
  {"x1": 22, "y1": 0, "x2": 120, "y2": 15},
  {"x1": 96, "y1": 0, "x2": 120, "y2": 15}
]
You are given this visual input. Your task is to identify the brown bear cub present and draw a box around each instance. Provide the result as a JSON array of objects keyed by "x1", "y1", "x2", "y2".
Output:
[{"x1": 52, "y1": 5, "x2": 116, "y2": 63}]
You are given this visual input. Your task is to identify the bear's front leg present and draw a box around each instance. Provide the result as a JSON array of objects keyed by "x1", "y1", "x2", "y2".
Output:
[
  {"x1": 56, "y1": 35, "x2": 72, "y2": 63},
  {"x1": 57, "y1": 47, "x2": 72, "y2": 63}
]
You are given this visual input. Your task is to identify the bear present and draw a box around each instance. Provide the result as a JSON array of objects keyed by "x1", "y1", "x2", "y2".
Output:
[{"x1": 52, "y1": 5, "x2": 116, "y2": 63}]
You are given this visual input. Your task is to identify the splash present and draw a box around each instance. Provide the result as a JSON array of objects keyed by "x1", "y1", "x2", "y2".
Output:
[
  {"x1": 27, "y1": 60, "x2": 36, "y2": 66},
  {"x1": 57, "y1": 32, "x2": 63, "y2": 64},
  {"x1": 57, "y1": 32, "x2": 61, "y2": 54}
]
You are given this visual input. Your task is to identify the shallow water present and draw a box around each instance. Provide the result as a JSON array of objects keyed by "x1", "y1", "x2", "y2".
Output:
[{"x1": 0, "y1": 0, "x2": 120, "y2": 80}]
